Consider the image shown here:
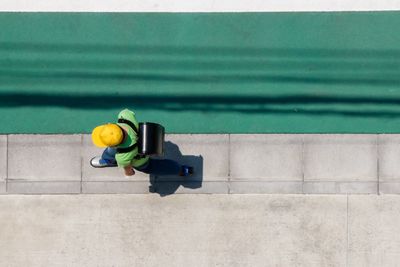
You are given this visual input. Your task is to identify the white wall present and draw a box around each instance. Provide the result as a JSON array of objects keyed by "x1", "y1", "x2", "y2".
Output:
[{"x1": 0, "y1": 0, "x2": 400, "y2": 12}]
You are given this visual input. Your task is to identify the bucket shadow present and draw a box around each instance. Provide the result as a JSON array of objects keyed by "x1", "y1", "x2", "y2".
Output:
[{"x1": 149, "y1": 141, "x2": 203, "y2": 196}]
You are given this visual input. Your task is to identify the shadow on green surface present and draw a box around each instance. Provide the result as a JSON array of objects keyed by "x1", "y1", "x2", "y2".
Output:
[
  {"x1": 2, "y1": 92, "x2": 400, "y2": 117},
  {"x1": 2, "y1": 42, "x2": 400, "y2": 118},
  {"x1": 2, "y1": 42, "x2": 400, "y2": 58},
  {"x1": 2, "y1": 70, "x2": 400, "y2": 86},
  {"x1": 0, "y1": 93, "x2": 400, "y2": 117},
  {"x1": 1, "y1": 42, "x2": 400, "y2": 86}
]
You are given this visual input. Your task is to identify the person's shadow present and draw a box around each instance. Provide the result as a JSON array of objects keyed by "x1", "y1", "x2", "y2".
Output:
[{"x1": 149, "y1": 141, "x2": 203, "y2": 196}]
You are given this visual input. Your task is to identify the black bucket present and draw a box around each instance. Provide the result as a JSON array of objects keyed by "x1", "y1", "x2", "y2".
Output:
[{"x1": 138, "y1": 122, "x2": 165, "y2": 156}]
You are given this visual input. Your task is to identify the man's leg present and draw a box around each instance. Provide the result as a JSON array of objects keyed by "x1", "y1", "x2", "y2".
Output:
[{"x1": 90, "y1": 147, "x2": 118, "y2": 168}]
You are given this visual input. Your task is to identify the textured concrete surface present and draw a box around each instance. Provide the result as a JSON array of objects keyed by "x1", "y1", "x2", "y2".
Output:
[
  {"x1": 1, "y1": 194, "x2": 399, "y2": 266},
  {"x1": 348, "y1": 195, "x2": 400, "y2": 266},
  {"x1": 82, "y1": 181, "x2": 151, "y2": 194},
  {"x1": 82, "y1": 181, "x2": 230, "y2": 195},
  {"x1": 0, "y1": 182, "x2": 5, "y2": 194},
  {"x1": 230, "y1": 134, "x2": 303, "y2": 181},
  {"x1": 7, "y1": 181, "x2": 81, "y2": 194},
  {"x1": 0, "y1": 194, "x2": 348, "y2": 267},
  {"x1": 0, "y1": 136, "x2": 6, "y2": 194},
  {"x1": 379, "y1": 182, "x2": 400, "y2": 194},
  {"x1": 229, "y1": 181, "x2": 303, "y2": 194},
  {"x1": 304, "y1": 135, "x2": 377, "y2": 182},
  {"x1": 7, "y1": 135, "x2": 82, "y2": 182},
  {"x1": 3, "y1": 134, "x2": 400, "y2": 194},
  {"x1": 162, "y1": 134, "x2": 229, "y2": 182},
  {"x1": 303, "y1": 181, "x2": 378, "y2": 194},
  {"x1": 378, "y1": 135, "x2": 400, "y2": 181},
  {"x1": 378, "y1": 135, "x2": 400, "y2": 194}
]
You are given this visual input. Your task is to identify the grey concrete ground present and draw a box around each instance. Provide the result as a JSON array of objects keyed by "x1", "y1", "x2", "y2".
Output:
[
  {"x1": 2, "y1": 134, "x2": 399, "y2": 267},
  {"x1": 0, "y1": 194, "x2": 399, "y2": 267},
  {"x1": 2, "y1": 134, "x2": 400, "y2": 195}
]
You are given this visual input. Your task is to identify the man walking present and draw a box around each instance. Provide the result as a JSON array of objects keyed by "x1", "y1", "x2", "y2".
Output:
[{"x1": 90, "y1": 108, "x2": 193, "y2": 177}]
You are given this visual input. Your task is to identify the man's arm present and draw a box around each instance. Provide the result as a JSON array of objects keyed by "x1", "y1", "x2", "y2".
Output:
[{"x1": 123, "y1": 165, "x2": 135, "y2": 176}]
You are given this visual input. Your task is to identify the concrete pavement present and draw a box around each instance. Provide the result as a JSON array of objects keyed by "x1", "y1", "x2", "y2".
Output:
[
  {"x1": 2, "y1": 134, "x2": 400, "y2": 195},
  {"x1": 0, "y1": 194, "x2": 399, "y2": 266}
]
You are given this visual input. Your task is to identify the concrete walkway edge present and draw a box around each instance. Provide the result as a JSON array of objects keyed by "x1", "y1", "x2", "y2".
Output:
[{"x1": 1, "y1": 134, "x2": 400, "y2": 195}]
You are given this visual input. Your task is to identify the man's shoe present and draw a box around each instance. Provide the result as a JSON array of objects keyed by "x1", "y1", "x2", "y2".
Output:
[{"x1": 90, "y1": 157, "x2": 118, "y2": 168}]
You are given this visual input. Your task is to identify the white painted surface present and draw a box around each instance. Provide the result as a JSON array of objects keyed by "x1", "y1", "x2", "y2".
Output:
[{"x1": 0, "y1": 0, "x2": 400, "y2": 12}]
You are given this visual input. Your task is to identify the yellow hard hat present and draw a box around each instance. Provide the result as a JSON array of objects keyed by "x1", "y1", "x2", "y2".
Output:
[{"x1": 92, "y1": 123, "x2": 124, "y2": 147}]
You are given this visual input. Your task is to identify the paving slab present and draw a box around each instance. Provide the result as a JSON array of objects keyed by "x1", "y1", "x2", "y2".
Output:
[
  {"x1": 0, "y1": 136, "x2": 6, "y2": 194},
  {"x1": 304, "y1": 134, "x2": 377, "y2": 182},
  {"x1": 0, "y1": 182, "x2": 5, "y2": 194},
  {"x1": 337, "y1": 182, "x2": 377, "y2": 194},
  {"x1": 304, "y1": 182, "x2": 377, "y2": 194},
  {"x1": 348, "y1": 195, "x2": 400, "y2": 267},
  {"x1": 378, "y1": 134, "x2": 400, "y2": 182},
  {"x1": 8, "y1": 135, "x2": 82, "y2": 182},
  {"x1": 155, "y1": 181, "x2": 229, "y2": 195},
  {"x1": 81, "y1": 134, "x2": 149, "y2": 182},
  {"x1": 82, "y1": 181, "x2": 151, "y2": 194},
  {"x1": 230, "y1": 134, "x2": 303, "y2": 181},
  {"x1": 0, "y1": 194, "x2": 347, "y2": 267},
  {"x1": 7, "y1": 181, "x2": 81, "y2": 194},
  {"x1": 2, "y1": 133, "x2": 398, "y2": 195},
  {"x1": 303, "y1": 182, "x2": 337, "y2": 194},
  {"x1": 229, "y1": 181, "x2": 303, "y2": 194},
  {"x1": 379, "y1": 182, "x2": 400, "y2": 194},
  {"x1": 81, "y1": 181, "x2": 228, "y2": 195}
]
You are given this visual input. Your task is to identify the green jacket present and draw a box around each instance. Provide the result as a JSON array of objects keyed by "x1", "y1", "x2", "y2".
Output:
[{"x1": 115, "y1": 109, "x2": 149, "y2": 168}]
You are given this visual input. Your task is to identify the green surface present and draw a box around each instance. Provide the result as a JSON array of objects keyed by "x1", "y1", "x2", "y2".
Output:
[{"x1": 1, "y1": 12, "x2": 400, "y2": 133}]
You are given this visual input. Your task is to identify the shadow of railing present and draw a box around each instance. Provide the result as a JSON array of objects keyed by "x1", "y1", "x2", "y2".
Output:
[
  {"x1": 1, "y1": 43, "x2": 400, "y2": 87},
  {"x1": 2, "y1": 92, "x2": 400, "y2": 118},
  {"x1": 2, "y1": 43, "x2": 400, "y2": 120}
]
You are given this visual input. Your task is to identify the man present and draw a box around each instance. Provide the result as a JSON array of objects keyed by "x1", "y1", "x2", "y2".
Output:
[{"x1": 90, "y1": 108, "x2": 193, "y2": 177}]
